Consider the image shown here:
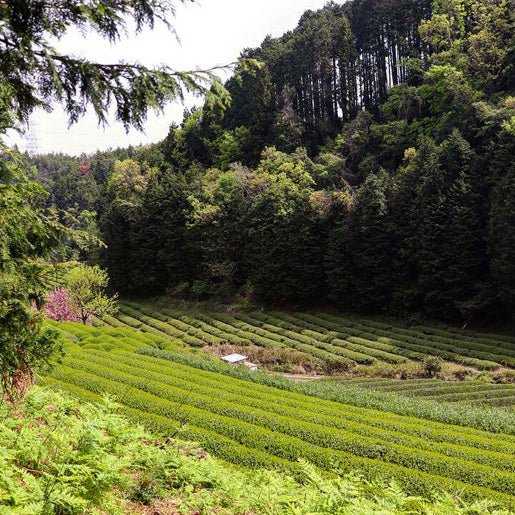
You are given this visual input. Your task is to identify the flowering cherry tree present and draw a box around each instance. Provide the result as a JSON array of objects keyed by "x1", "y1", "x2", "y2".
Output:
[{"x1": 45, "y1": 288, "x2": 84, "y2": 323}]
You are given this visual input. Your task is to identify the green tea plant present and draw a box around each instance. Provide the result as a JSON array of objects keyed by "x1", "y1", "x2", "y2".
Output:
[
  {"x1": 35, "y1": 322, "x2": 515, "y2": 508},
  {"x1": 140, "y1": 347, "x2": 515, "y2": 434},
  {"x1": 112, "y1": 302, "x2": 515, "y2": 373}
]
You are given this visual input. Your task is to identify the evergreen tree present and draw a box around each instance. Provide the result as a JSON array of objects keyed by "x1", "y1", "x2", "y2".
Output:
[
  {"x1": 188, "y1": 166, "x2": 254, "y2": 297},
  {"x1": 327, "y1": 170, "x2": 395, "y2": 312},
  {"x1": 0, "y1": 145, "x2": 63, "y2": 399},
  {"x1": 99, "y1": 160, "x2": 152, "y2": 292},
  {"x1": 416, "y1": 130, "x2": 485, "y2": 320},
  {"x1": 390, "y1": 145, "x2": 428, "y2": 313},
  {"x1": 245, "y1": 149, "x2": 326, "y2": 302},
  {"x1": 489, "y1": 163, "x2": 515, "y2": 317},
  {"x1": 487, "y1": 121, "x2": 515, "y2": 319},
  {"x1": 223, "y1": 63, "x2": 275, "y2": 163},
  {"x1": 135, "y1": 170, "x2": 196, "y2": 293},
  {"x1": 246, "y1": 193, "x2": 326, "y2": 302},
  {"x1": 325, "y1": 195, "x2": 355, "y2": 307},
  {"x1": 0, "y1": 1, "x2": 231, "y2": 129},
  {"x1": 272, "y1": 86, "x2": 306, "y2": 153}
]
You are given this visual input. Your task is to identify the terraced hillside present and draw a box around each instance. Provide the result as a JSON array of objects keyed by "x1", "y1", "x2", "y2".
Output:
[
  {"x1": 328, "y1": 378, "x2": 515, "y2": 409},
  {"x1": 106, "y1": 301, "x2": 515, "y2": 371},
  {"x1": 43, "y1": 321, "x2": 515, "y2": 508}
]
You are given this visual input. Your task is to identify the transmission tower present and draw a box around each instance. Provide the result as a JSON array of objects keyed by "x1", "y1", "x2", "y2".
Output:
[{"x1": 24, "y1": 119, "x2": 40, "y2": 156}]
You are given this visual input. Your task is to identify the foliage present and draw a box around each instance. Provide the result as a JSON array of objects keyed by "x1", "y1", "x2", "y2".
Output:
[
  {"x1": 40, "y1": 321, "x2": 515, "y2": 506},
  {"x1": 327, "y1": 170, "x2": 394, "y2": 311},
  {"x1": 55, "y1": 309, "x2": 515, "y2": 434},
  {"x1": 65, "y1": 265, "x2": 118, "y2": 324},
  {"x1": 331, "y1": 377, "x2": 515, "y2": 407},
  {"x1": 0, "y1": 146, "x2": 63, "y2": 400},
  {"x1": 35, "y1": 153, "x2": 100, "y2": 211},
  {"x1": 0, "y1": 0, "x2": 257, "y2": 401},
  {"x1": 423, "y1": 356, "x2": 444, "y2": 378},
  {"x1": 106, "y1": 159, "x2": 155, "y2": 201},
  {"x1": 28, "y1": 0, "x2": 515, "y2": 325},
  {"x1": 0, "y1": 0, "x2": 254, "y2": 129},
  {"x1": 245, "y1": 148, "x2": 327, "y2": 301},
  {"x1": 3, "y1": 386, "x2": 510, "y2": 515}
]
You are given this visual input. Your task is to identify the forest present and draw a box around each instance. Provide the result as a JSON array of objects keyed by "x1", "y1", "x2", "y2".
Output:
[{"x1": 32, "y1": 0, "x2": 515, "y2": 324}]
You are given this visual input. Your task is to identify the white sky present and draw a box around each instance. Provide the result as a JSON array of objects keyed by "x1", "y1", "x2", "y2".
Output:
[{"x1": 8, "y1": 0, "x2": 329, "y2": 155}]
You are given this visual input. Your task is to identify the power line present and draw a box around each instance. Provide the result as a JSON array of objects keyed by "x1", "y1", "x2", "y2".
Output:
[{"x1": 24, "y1": 119, "x2": 40, "y2": 155}]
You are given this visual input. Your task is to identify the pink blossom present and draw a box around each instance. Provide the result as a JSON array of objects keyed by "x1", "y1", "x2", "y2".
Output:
[{"x1": 45, "y1": 288, "x2": 83, "y2": 323}]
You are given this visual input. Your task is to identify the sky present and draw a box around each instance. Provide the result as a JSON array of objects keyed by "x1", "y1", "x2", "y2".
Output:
[{"x1": 8, "y1": 0, "x2": 329, "y2": 155}]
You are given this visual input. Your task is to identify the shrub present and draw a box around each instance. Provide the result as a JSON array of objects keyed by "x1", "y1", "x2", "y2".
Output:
[
  {"x1": 423, "y1": 356, "x2": 444, "y2": 378},
  {"x1": 323, "y1": 356, "x2": 356, "y2": 374}
]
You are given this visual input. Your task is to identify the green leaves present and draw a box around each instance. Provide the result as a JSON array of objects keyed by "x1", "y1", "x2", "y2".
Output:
[
  {"x1": 5, "y1": 385, "x2": 509, "y2": 514},
  {"x1": 56, "y1": 308, "x2": 515, "y2": 434},
  {"x1": 65, "y1": 264, "x2": 118, "y2": 324},
  {"x1": 0, "y1": 146, "x2": 64, "y2": 400},
  {"x1": 0, "y1": 1, "x2": 248, "y2": 130},
  {"x1": 38, "y1": 320, "x2": 515, "y2": 507}
]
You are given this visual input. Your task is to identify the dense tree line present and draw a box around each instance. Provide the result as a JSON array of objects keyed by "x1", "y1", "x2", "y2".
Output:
[
  {"x1": 207, "y1": 0, "x2": 433, "y2": 158},
  {"x1": 34, "y1": 0, "x2": 515, "y2": 324}
]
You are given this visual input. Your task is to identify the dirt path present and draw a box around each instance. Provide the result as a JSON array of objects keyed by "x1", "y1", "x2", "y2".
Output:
[{"x1": 283, "y1": 374, "x2": 325, "y2": 382}]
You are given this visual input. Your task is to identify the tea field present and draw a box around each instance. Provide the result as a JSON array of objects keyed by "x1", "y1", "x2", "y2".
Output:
[
  {"x1": 104, "y1": 301, "x2": 515, "y2": 372},
  {"x1": 42, "y1": 319, "x2": 515, "y2": 508},
  {"x1": 327, "y1": 378, "x2": 515, "y2": 409}
]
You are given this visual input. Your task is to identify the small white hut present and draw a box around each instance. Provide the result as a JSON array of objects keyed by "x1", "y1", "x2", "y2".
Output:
[{"x1": 221, "y1": 353, "x2": 258, "y2": 371}]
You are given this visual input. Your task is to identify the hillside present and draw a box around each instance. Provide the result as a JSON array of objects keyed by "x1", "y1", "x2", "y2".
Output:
[
  {"x1": 112, "y1": 300, "x2": 515, "y2": 375},
  {"x1": 38, "y1": 319, "x2": 515, "y2": 509},
  {"x1": 5, "y1": 387, "x2": 514, "y2": 514},
  {"x1": 31, "y1": 0, "x2": 515, "y2": 326},
  {"x1": 1, "y1": 0, "x2": 515, "y2": 513}
]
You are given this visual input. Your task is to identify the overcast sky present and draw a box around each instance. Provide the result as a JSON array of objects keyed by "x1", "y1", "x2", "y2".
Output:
[{"x1": 8, "y1": 0, "x2": 329, "y2": 155}]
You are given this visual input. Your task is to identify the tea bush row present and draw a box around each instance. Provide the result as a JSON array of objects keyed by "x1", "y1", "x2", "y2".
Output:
[
  {"x1": 73, "y1": 348, "x2": 515, "y2": 473},
  {"x1": 54, "y1": 352, "x2": 515, "y2": 492},
  {"x1": 45, "y1": 362, "x2": 514, "y2": 505}
]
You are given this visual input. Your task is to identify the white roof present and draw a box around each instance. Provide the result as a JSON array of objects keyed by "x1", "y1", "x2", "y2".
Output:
[{"x1": 222, "y1": 353, "x2": 248, "y2": 363}]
